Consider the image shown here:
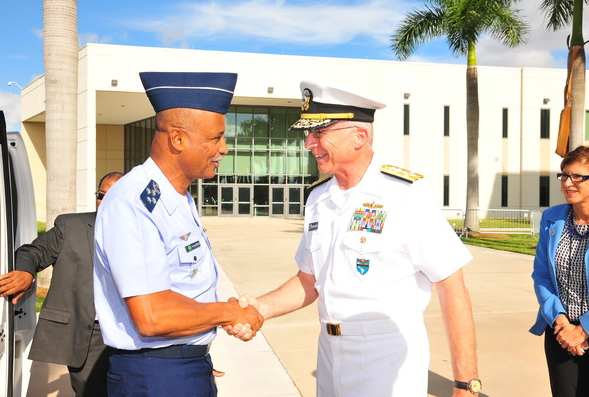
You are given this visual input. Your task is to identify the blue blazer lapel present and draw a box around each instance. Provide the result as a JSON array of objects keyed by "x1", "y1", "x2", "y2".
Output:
[{"x1": 545, "y1": 205, "x2": 569, "y2": 284}]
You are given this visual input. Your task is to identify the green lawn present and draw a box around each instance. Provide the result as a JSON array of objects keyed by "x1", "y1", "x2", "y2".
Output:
[{"x1": 461, "y1": 233, "x2": 538, "y2": 255}]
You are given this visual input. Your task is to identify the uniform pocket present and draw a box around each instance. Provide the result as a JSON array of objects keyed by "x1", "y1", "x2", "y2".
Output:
[
  {"x1": 38, "y1": 307, "x2": 71, "y2": 324},
  {"x1": 177, "y1": 244, "x2": 204, "y2": 264},
  {"x1": 341, "y1": 232, "x2": 400, "y2": 286}
]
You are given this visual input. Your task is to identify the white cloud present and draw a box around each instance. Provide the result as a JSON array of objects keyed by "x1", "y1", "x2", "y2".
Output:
[
  {"x1": 0, "y1": 91, "x2": 21, "y2": 131},
  {"x1": 131, "y1": 0, "x2": 405, "y2": 47},
  {"x1": 32, "y1": 27, "x2": 43, "y2": 40},
  {"x1": 476, "y1": 0, "x2": 578, "y2": 68},
  {"x1": 79, "y1": 31, "x2": 129, "y2": 47}
]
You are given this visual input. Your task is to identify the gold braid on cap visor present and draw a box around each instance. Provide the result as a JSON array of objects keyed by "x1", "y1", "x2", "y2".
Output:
[{"x1": 301, "y1": 112, "x2": 355, "y2": 120}]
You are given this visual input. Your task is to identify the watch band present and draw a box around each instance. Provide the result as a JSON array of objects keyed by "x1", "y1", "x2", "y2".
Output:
[
  {"x1": 454, "y1": 380, "x2": 470, "y2": 390},
  {"x1": 454, "y1": 378, "x2": 482, "y2": 394}
]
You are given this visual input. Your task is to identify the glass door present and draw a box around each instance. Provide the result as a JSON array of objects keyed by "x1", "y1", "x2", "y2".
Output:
[
  {"x1": 287, "y1": 187, "x2": 303, "y2": 217},
  {"x1": 220, "y1": 185, "x2": 252, "y2": 216},
  {"x1": 237, "y1": 186, "x2": 251, "y2": 216},
  {"x1": 220, "y1": 186, "x2": 234, "y2": 215},
  {"x1": 271, "y1": 187, "x2": 285, "y2": 216}
]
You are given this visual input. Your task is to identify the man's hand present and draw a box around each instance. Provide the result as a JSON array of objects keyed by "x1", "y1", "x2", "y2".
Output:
[
  {"x1": 225, "y1": 297, "x2": 264, "y2": 341},
  {"x1": 0, "y1": 271, "x2": 34, "y2": 304},
  {"x1": 224, "y1": 295, "x2": 263, "y2": 341}
]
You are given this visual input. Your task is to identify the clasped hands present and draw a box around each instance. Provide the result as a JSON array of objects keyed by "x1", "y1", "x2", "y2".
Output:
[
  {"x1": 224, "y1": 295, "x2": 262, "y2": 342},
  {"x1": 554, "y1": 316, "x2": 589, "y2": 356}
]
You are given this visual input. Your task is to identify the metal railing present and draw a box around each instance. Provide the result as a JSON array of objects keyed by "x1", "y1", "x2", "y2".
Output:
[
  {"x1": 441, "y1": 208, "x2": 465, "y2": 234},
  {"x1": 443, "y1": 208, "x2": 539, "y2": 237}
]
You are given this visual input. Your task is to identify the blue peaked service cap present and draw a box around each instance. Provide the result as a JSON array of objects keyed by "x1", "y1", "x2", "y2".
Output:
[{"x1": 139, "y1": 72, "x2": 238, "y2": 114}]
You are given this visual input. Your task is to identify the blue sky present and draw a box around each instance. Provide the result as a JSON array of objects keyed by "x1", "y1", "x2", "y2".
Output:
[{"x1": 0, "y1": 0, "x2": 582, "y2": 131}]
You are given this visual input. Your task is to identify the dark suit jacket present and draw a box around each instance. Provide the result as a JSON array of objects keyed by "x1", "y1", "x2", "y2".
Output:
[{"x1": 16, "y1": 212, "x2": 98, "y2": 367}]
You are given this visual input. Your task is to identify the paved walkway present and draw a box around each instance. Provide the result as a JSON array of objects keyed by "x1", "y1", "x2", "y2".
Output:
[{"x1": 28, "y1": 217, "x2": 551, "y2": 397}]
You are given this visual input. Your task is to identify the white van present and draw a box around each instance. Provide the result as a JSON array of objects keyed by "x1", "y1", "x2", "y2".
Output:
[{"x1": 0, "y1": 110, "x2": 37, "y2": 397}]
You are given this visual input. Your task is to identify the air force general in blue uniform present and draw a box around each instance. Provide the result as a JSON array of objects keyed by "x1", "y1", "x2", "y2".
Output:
[{"x1": 94, "y1": 72, "x2": 264, "y2": 397}]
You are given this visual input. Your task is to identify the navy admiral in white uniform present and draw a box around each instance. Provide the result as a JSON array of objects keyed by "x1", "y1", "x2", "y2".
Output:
[
  {"x1": 94, "y1": 72, "x2": 264, "y2": 397},
  {"x1": 228, "y1": 82, "x2": 481, "y2": 396}
]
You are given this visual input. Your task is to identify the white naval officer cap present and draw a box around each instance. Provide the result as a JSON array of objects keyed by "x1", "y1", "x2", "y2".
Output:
[{"x1": 289, "y1": 81, "x2": 386, "y2": 131}]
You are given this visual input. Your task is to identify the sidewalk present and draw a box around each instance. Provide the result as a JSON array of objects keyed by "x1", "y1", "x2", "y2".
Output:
[{"x1": 28, "y1": 217, "x2": 551, "y2": 397}]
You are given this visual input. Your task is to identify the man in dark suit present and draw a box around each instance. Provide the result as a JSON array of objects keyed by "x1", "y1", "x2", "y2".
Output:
[{"x1": 0, "y1": 171, "x2": 122, "y2": 397}]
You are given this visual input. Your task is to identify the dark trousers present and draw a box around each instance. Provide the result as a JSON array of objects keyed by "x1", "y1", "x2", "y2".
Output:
[
  {"x1": 544, "y1": 326, "x2": 589, "y2": 397},
  {"x1": 107, "y1": 350, "x2": 217, "y2": 397},
  {"x1": 68, "y1": 322, "x2": 113, "y2": 397}
]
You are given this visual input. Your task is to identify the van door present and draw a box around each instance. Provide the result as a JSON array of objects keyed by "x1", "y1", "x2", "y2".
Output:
[{"x1": 0, "y1": 111, "x2": 37, "y2": 397}]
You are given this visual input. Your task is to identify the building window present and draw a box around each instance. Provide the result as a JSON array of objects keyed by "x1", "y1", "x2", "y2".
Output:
[
  {"x1": 124, "y1": 105, "x2": 319, "y2": 217},
  {"x1": 502, "y1": 108, "x2": 508, "y2": 138},
  {"x1": 501, "y1": 175, "x2": 508, "y2": 207},
  {"x1": 540, "y1": 109, "x2": 550, "y2": 139},
  {"x1": 539, "y1": 175, "x2": 550, "y2": 207},
  {"x1": 443, "y1": 175, "x2": 450, "y2": 206},
  {"x1": 403, "y1": 104, "x2": 410, "y2": 136},
  {"x1": 443, "y1": 105, "x2": 450, "y2": 136},
  {"x1": 124, "y1": 116, "x2": 156, "y2": 172}
]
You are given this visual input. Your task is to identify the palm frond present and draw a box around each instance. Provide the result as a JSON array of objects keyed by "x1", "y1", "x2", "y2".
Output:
[
  {"x1": 391, "y1": 5, "x2": 447, "y2": 60},
  {"x1": 539, "y1": 0, "x2": 574, "y2": 30}
]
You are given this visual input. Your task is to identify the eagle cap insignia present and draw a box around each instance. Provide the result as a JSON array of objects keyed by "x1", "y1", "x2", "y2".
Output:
[
  {"x1": 302, "y1": 88, "x2": 312, "y2": 111},
  {"x1": 381, "y1": 165, "x2": 424, "y2": 183}
]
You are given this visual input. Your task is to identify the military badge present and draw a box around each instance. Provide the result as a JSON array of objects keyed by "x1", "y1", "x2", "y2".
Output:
[
  {"x1": 180, "y1": 232, "x2": 191, "y2": 241},
  {"x1": 140, "y1": 180, "x2": 161, "y2": 213},
  {"x1": 349, "y1": 205, "x2": 387, "y2": 233},
  {"x1": 356, "y1": 259, "x2": 370, "y2": 275},
  {"x1": 302, "y1": 88, "x2": 312, "y2": 111}
]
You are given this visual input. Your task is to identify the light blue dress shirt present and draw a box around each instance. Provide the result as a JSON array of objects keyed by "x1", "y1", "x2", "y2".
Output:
[{"x1": 94, "y1": 158, "x2": 218, "y2": 349}]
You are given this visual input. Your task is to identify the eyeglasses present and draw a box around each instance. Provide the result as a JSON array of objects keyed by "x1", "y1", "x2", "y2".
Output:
[
  {"x1": 303, "y1": 125, "x2": 359, "y2": 138},
  {"x1": 95, "y1": 192, "x2": 106, "y2": 200},
  {"x1": 556, "y1": 173, "x2": 589, "y2": 182}
]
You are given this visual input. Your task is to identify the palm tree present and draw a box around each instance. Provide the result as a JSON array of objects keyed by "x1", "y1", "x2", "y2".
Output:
[
  {"x1": 541, "y1": 0, "x2": 586, "y2": 156},
  {"x1": 41, "y1": 0, "x2": 78, "y2": 287},
  {"x1": 391, "y1": 0, "x2": 528, "y2": 231}
]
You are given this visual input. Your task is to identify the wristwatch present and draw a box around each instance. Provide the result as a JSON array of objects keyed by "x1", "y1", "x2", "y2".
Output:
[{"x1": 454, "y1": 378, "x2": 482, "y2": 394}]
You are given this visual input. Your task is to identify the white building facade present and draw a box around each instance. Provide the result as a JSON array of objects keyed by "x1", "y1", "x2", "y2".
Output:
[{"x1": 19, "y1": 43, "x2": 582, "y2": 220}]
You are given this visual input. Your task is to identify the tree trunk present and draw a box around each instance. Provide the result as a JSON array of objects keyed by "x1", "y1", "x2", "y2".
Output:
[
  {"x1": 41, "y1": 0, "x2": 78, "y2": 288},
  {"x1": 464, "y1": 65, "x2": 480, "y2": 232},
  {"x1": 569, "y1": 46, "x2": 586, "y2": 149}
]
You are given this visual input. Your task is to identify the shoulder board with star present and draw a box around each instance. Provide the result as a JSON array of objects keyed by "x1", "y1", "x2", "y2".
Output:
[
  {"x1": 380, "y1": 165, "x2": 423, "y2": 183},
  {"x1": 305, "y1": 175, "x2": 333, "y2": 204}
]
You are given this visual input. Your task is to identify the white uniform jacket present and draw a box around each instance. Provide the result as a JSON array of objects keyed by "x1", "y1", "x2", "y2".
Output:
[{"x1": 295, "y1": 155, "x2": 472, "y2": 396}]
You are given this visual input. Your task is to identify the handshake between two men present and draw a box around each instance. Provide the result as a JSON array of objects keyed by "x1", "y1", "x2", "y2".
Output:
[{"x1": 224, "y1": 295, "x2": 264, "y2": 341}]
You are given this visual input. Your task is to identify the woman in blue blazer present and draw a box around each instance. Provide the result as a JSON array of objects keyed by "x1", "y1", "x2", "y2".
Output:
[{"x1": 531, "y1": 146, "x2": 589, "y2": 397}]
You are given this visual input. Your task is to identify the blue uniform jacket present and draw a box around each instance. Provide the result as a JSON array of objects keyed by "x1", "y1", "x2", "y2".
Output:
[{"x1": 530, "y1": 203, "x2": 589, "y2": 335}]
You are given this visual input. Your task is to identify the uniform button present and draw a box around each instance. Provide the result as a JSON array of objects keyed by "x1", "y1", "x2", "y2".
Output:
[
  {"x1": 87, "y1": 325, "x2": 92, "y2": 330},
  {"x1": 193, "y1": 256, "x2": 197, "y2": 261}
]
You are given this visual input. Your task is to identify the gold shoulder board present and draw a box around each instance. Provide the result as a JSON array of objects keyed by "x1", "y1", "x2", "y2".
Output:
[
  {"x1": 380, "y1": 165, "x2": 424, "y2": 183},
  {"x1": 307, "y1": 174, "x2": 333, "y2": 190}
]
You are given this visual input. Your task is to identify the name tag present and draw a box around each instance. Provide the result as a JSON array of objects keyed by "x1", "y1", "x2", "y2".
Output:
[
  {"x1": 185, "y1": 241, "x2": 201, "y2": 252},
  {"x1": 309, "y1": 222, "x2": 319, "y2": 231}
]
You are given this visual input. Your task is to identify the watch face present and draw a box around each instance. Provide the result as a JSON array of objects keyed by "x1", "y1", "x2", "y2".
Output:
[{"x1": 469, "y1": 379, "x2": 482, "y2": 393}]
